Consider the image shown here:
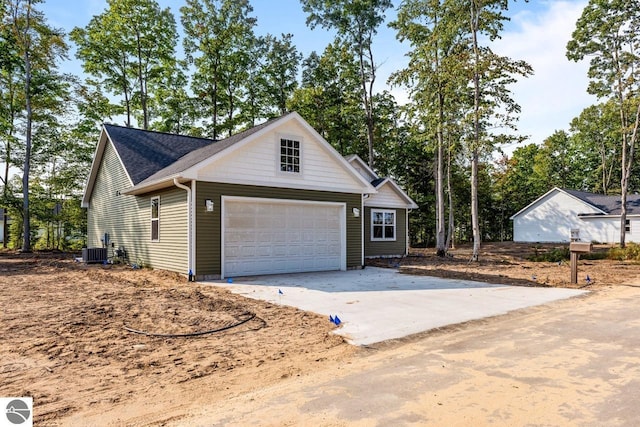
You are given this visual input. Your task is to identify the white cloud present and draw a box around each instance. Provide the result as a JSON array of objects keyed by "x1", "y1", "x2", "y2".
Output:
[{"x1": 491, "y1": 0, "x2": 598, "y2": 146}]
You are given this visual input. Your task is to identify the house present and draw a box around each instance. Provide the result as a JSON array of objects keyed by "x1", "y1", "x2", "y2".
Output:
[
  {"x1": 82, "y1": 112, "x2": 417, "y2": 279},
  {"x1": 510, "y1": 187, "x2": 640, "y2": 243}
]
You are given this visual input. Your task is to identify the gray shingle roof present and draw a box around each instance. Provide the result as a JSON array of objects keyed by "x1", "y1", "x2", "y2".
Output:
[
  {"x1": 104, "y1": 124, "x2": 215, "y2": 185},
  {"x1": 105, "y1": 114, "x2": 292, "y2": 187},
  {"x1": 371, "y1": 177, "x2": 386, "y2": 187},
  {"x1": 564, "y1": 189, "x2": 640, "y2": 215},
  {"x1": 135, "y1": 116, "x2": 284, "y2": 187}
]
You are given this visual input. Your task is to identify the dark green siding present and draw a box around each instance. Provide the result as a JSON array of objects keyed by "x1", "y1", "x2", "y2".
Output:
[
  {"x1": 364, "y1": 207, "x2": 407, "y2": 257},
  {"x1": 195, "y1": 182, "x2": 362, "y2": 276}
]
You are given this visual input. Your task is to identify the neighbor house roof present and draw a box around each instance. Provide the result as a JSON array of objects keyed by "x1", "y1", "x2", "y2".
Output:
[
  {"x1": 510, "y1": 187, "x2": 640, "y2": 220},
  {"x1": 564, "y1": 189, "x2": 640, "y2": 215}
]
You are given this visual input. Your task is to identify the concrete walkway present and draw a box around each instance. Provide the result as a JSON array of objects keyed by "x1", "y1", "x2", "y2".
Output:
[{"x1": 212, "y1": 267, "x2": 586, "y2": 346}]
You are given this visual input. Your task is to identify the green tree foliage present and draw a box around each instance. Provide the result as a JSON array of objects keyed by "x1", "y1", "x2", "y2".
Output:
[
  {"x1": 71, "y1": 0, "x2": 179, "y2": 129},
  {"x1": 567, "y1": 0, "x2": 640, "y2": 247},
  {"x1": 181, "y1": 0, "x2": 257, "y2": 139},
  {"x1": 261, "y1": 33, "x2": 302, "y2": 117},
  {"x1": 289, "y1": 42, "x2": 365, "y2": 157},
  {"x1": 301, "y1": 0, "x2": 392, "y2": 169},
  {"x1": 569, "y1": 101, "x2": 621, "y2": 194}
]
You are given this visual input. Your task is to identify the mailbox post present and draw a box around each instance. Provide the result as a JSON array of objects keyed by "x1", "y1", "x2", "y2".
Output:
[{"x1": 569, "y1": 242, "x2": 592, "y2": 284}]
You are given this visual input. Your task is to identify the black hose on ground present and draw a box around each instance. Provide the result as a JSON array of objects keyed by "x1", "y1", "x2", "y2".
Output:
[{"x1": 123, "y1": 312, "x2": 257, "y2": 338}]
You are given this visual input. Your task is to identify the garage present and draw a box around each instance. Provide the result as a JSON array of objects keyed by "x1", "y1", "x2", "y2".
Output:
[{"x1": 222, "y1": 197, "x2": 346, "y2": 277}]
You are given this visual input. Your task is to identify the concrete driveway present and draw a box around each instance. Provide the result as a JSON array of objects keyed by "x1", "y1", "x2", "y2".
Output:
[{"x1": 212, "y1": 267, "x2": 586, "y2": 345}]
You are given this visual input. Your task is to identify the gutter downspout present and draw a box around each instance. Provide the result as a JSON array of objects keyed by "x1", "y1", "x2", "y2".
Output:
[
  {"x1": 361, "y1": 194, "x2": 365, "y2": 267},
  {"x1": 406, "y1": 209, "x2": 411, "y2": 256},
  {"x1": 174, "y1": 178, "x2": 193, "y2": 279}
]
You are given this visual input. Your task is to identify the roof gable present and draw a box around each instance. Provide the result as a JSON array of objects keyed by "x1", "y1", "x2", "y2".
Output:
[
  {"x1": 510, "y1": 187, "x2": 608, "y2": 220},
  {"x1": 365, "y1": 178, "x2": 418, "y2": 209},
  {"x1": 345, "y1": 154, "x2": 378, "y2": 182},
  {"x1": 183, "y1": 113, "x2": 375, "y2": 194},
  {"x1": 510, "y1": 187, "x2": 640, "y2": 220}
]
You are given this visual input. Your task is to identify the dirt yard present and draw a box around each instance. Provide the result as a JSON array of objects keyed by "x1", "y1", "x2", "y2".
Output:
[
  {"x1": 1, "y1": 243, "x2": 639, "y2": 425},
  {"x1": 0, "y1": 252, "x2": 351, "y2": 426},
  {"x1": 370, "y1": 242, "x2": 639, "y2": 288}
]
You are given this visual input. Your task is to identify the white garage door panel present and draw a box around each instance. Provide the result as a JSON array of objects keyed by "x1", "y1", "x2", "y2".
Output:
[{"x1": 224, "y1": 198, "x2": 344, "y2": 277}]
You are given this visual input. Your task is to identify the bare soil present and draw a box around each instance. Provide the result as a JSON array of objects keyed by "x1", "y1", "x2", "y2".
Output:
[
  {"x1": 0, "y1": 252, "x2": 350, "y2": 426},
  {"x1": 1, "y1": 243, "x2": 638, "y2": 425},
  {"x1": 369, "y1": 242, "x2": 639, "y2": 289}
]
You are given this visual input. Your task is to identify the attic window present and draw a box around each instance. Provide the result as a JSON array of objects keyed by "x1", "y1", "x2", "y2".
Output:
[{"x1": 280, "y1": 138, "x2": 300, "y2": 173}]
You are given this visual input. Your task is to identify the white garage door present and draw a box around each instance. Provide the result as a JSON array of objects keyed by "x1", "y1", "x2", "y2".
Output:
[{"x1": 223, "y1": 197, "x2": 345, "y2": 277}]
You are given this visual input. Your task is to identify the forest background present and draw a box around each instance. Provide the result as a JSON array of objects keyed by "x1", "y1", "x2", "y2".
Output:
[{"x1": 1, "y1": 0, "x2": 638, "y2": 257}]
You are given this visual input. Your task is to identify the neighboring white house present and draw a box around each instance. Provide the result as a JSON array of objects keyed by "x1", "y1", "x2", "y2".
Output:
[{"x1": 510, "y1": 187, "x2": 640, "y2": 243}]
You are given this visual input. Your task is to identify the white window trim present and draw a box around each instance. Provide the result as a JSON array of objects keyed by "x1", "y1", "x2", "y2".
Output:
[
  {"x1": 151, "y1": 196, "x2": 160, "y2": 242},
  {"x1": 371, "y1": 208, "x2": 396, "y2": 242},
  {"x1": 276, "y1": 133, "x2": 303, "y2": 177},
  {"x1": 625, "y1": 219, "x2": 631, "y2": 233}
]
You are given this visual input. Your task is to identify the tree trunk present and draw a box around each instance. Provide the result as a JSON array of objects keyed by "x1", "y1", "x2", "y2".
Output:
[
  {"x1": 21, "y1": 0, "x2": 33, "y2": 252},
  {"x1": 3, "y1": 139, "x2": 10, "y2": 249},
  {"x1": 613, "y1": 43, "x2": 630, "y2": 248},
  {"x1": 445, "y1": 141, "x2": 455, "y2": 250},
  {"x1": 435, "y1": 122, "x2": 446, "y2": 256},
  {"x1": 434, "y1": 18, "x2": 446, "y2": 257},
  {"x1": 135, "y1": 31, "x2": 149, "y2": 129},
  {"x1": 357, "y1": 33, "x2": 376, "y2": 169},
  {"x1": 470, "y1": 0, "x2": 481, "y2": 262},
  {"x1": 2, "y1": 73, "x2": 17, "y2": 248}
]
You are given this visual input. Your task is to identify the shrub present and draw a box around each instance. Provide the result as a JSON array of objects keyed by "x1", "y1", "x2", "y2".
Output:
[
  {"x1": 608, "y1": 243, "x2": 640, "y2": 261},
  {"x1": 528, "y1": 246, "x2": 570, "y2": 262}
]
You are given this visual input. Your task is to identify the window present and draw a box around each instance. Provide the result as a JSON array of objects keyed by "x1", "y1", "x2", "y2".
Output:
[
  {"x1": 371, "y1": 209, "x2": 396, "y2": 241},
  {"x1": 151, "y1": 197, "x2": 159, "y2": 241},
  {"x1": 280, "y1": 138, "x2": 300, "y2": 173},
  {"x1": 625, "y1": 219, "x2": 631, "y2": 233}
]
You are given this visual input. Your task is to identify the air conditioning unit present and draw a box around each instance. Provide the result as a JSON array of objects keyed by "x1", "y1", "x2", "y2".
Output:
[{"x1": 82, "y1": 247, "x2": 108, "y2": 264}]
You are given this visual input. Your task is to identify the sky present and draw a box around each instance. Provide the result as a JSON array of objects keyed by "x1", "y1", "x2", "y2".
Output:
[{"x1": 39, "y1": 0, "x2": 597, "y2": 150}]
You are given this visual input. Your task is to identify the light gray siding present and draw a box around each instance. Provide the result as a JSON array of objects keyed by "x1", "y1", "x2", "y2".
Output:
[
  {"x1": 87, "y1": 141, "x2": 188, "y2": 273},
  {"x1": 195, "y1": 182, "x2": 362, "y2": 277},
  {"x1": 364, "y1": 207, "x2": 407, "y2": 257}
]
